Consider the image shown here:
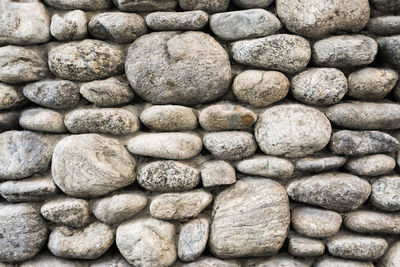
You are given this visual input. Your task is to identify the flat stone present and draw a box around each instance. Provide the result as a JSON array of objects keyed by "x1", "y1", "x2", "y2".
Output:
[
  {"x1": 233, "y1": 0, "x2": 273, "y2": 8},
  {"x1": 113, "y1": 0, "x2": 178, "y2": 12},
  {"x1": 315, "y1": 257, "x2": 374, "y2": 267},
  {"x1": 255, "y1": 104, "x2": 331, "y2": 158},
  {"x1": 236, "y1": 156, "x2": 294, "y2": 179},
  {"x1": 20, "y1": 251, "x2": 86, "y2": 267},
  {"x1": 125, "y1": 31, "x2": 231, "y2": 105},
  {"x1": 245, "y1": 254, "x2": 310, "y2": 267},
  {"x1": 371, "y1": 175, "x2": 400, "y2": 211},
  {"x1": 379, "y1": 241, "x2": 400, "y2": 267},
  {"x1": 52, "y1": 134, "x2": 136, "y2": 197},
  {"x1": 291, "y1": 68, "x2": 347, "y2": 106},
  {"x1": 295, "y1": 156, "x2": 346, "y2": 173},
  {"x1": 178, "y1": 218, "x2": 209, "y2": 262},
  {"x1": 182, "y1": 257, "x2": 240, "y2": 267},
  {"x1": 0, "y1": 112, "x2": 19, "y2": 133},
  {"x1": 201, "y1": 160, "x2": 236, "y2": 187},
  {"x1": 43, "y1": 0, "x2": 112, "y2": 10},
  {"x1": 0, "y1": 83, "x2": 25, "y2": 110},
  {"x1": 344, "y1": 210, "x2": 400, "y2": 234},
  {"x1": 288, "y1": 236, "x2": 325, "y2": 257},
  {"x1": 210, "y1": 178, "x2": 290, "y2": 258},
  {"x1": 378, "y1": 36, "x2": 400, "y2": 69},
  {"x1": 287, "y1": 172, "x2": 371, "y2": 212},
  {"x1": 367, "y1": 16, "x2": 400, "y2": 35},
  {"x1": 50, "y1": 10, "x2": 88, "y2": 41},
  {"x1": 231, "y1": 34, "x2": 311, "y2": 73},
  {"x1": 345, "y1": 154, "x2": 395, "y2": 176},
  {"x1": 19, "y1": 108, "x2": 66, "y2": 133},
  {"x1": 179, "y1": 0, "x2": 229, "y2": 13},
  {"x1": 146, "y1": 11, "x2": 209, "y2": 31},
  {"x1": 48, "y1": 222, "x2": 114, "y2": 259},
  {"x1": 137, "y1": 160, "x2": 200, "y2": 192}
]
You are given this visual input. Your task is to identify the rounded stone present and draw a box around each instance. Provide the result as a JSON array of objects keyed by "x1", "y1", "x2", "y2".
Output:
[
  {"x1": 125, "y1": 31, "x2": 231, "y2": 105},
  {"x1": 0, "y1": 83, "x2": 25, "y2": 110},
  {"x1": 288, "y1": 236, "x2": 325, "y2": 257},
  {"x1": 19, "y1": 251, "x2": 86, "y2": 267},
  {"x1": 345, "y1": 154, "x2": 396, "y2": 176},
  {"x1": 183, "y1": 257, "x2": 240, "y2": 267},
  {"x1": 255, "y1": 104, "x2": 331, "y2": 158},
  {"x1": 50, "y1": 10, "x2": 88, "y2": 41},
  {"x1": 179, "y1": 0, "x2": 229, "y2": 13},
  {"x1": 0, "y1": 112, "x2": 19, "y2": 133},
  {"x1": 201, "y1": 160, "x2": 236, "y2": 187},
  {"x1": 43, "y1": 0, "x2": 112, "y2": 10},
  {"x1": 367, "y1": 16, "x2": 400, "y2": 35},
  {"x1": 113, "y1": 0, "x2": 178, "y2": 12},
  {"x1": 344, "y1": 210, "x2": 400, "y2": 234},
  {"x1": 315, "y1": 257, "x2": 374, "y2": 267},
  {"x1": 378, "y1": 36, "x2": 400, "y2": 69},
  {"x1": 178, "y1": 218, "x2": 209, "y2": 262},
  {"x1": 145, "y1": 11, "x2": 209, "y2": 31},
  {"x1": 371, "y1": 175, "x2": 400, "y2": 211},
  {"x1": 233, "y1": 0, "x2": 274, "y2": 8},
  {"x1": 371, "y1": 0, "x2": 400, "y2": 11},
  {"x1": 379, "y1": 241, "x2": 400, "y2": 267},
  {"x1": 52, "y1": 134, "x2": 136, "y2": 198},
  {"x1": 236, "y1": 156, "x2": 294, "y2": 179},
  {"x1": 295, "y1": 156, "x2": 347, "y2": 173},
  {"x1": 19, "y1": 108, "x2": 66, "y2": 133}
]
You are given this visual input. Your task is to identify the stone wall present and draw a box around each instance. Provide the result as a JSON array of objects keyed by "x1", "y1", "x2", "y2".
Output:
[{"x1": 1, "y1": 0, "x2": 400, "y2": 266}]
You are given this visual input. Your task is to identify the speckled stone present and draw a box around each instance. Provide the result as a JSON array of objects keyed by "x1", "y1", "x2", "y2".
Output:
[
  {"x1": 367, "y1": 16, "x2": 400, "y2": 35},
  {"x1": 377, "y1": 36, "x2": 400, "y2": 69},
  {"x1": 182, "y1": 257, "x2": 240, "y2": 267},
  {"x1": 50, "y1": 10, "x2": 88, "y2": 41},
  {"x1": 236, "y1": 156, "x2": 294, "y2": 179},
  {"x1": 345, "y1": 154, "x2": 395, "y2": 176},
  {"x1": 19, "y1": 108, "x2": 66, "y2": 133},
  {"x1": 233, "y1": 0, "x2": 273, "y2": 8},
  {"x1": 0, "y1": 83, "x2": 25, "y2": 110},
  {"x1": 113, "y1": 0, "x2": 178, "y2": 12},
  {"x1": 315, "y1": 256, "x2": 374, "y2": 267},
  {"x1": 201, "y1": 160, "x2": 236, "y2": 187},
  {"x1": 344, "y1": 210, "x2": 400, "y2": 234},
  {"x1": 371, "y1": 175, "x2": 400, "y2": 211},
  {"x1": 378, "y1": 241, "x2": 400, "y2": 267},
  {"x1": 295, "y1": 156, "x2": 346, "y2": 173},
  {"x1": 179, "y1": 0, "x2": 229, "y2": 13},
  {"x1": 145, "y1": 11, "x2": 209, "y2": 31},
  {"x1": 178, "y1": 218, "x2": 209, "y2": 262},
  {"x1": 43, "y1": 0, "x2": 112, "y2": 10},
  {"x1": 288, "y1": 236, "x2": 325, "y2": 257}
]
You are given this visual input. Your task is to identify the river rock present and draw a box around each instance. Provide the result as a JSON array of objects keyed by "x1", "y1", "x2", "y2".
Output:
[
  {"x1": 125, "y1": 31, "x2": 231, "y2": 105},
  {"x1": 344, "y1": 210, "x2": 400, "y2": 234},
  {"x1": 288, "y1": 236, "x2": 325, "y2": 257},
  {"x1": 236, "y1": 156, "x2": 294, "y2": 179},
  {"x1": 345, "y1": 154, "x2": 395, "y2": 176},
  {"x1": 19, "y1": 108, "x2": 66, "y2": 133},
  {"x1": 50, "y1": 10, "x2": 88, "y2": 41},
  {"x1": 295, "y1": 156, "x2": 346, "y2": 173},
  {"x1": 146, "y1": 11, "x2": 209, "y2": 31},
  {"x1": 378, "y1": 36, "x2": 400, "y2": 69},
  {"x1": 201, "y1": 160, "x2": 236, "y2": 187},
  {"x1": 0, "y1": 112, "x2": 19, "y2": 133},
  {"x1": 233, "y1": 0, "x2": 273, "y2": 8},
  {"x1": 315, "y1": 257, "x2": 374, "y2": 267},
  {"x1": 245, "y1": 254, "x2": 310, "y2": 266},
  {"x1": 0, "y1": 83, "x2": 25, "y2": 110},
  {"x1": 89, "y1": 253, "x2": 131, "y2": 267},
  {"x1": 367, "y1": 16, "x2": 400, "y2": 35},
  {"x1": 371, "y1": 0, "x2": 400, "y2": 11},
  {"x1": 178, "y1": 218, "x2": 209, "y2": 262},
  {"x1": 113, "y1": 0, "x2": 178, "y2": 12},
  {"x1": 43, "y1": 0, "x2": 112, "y2": 10},
  {"x1": 182, "y1": 257, "x2": 240, "y2": 267},
  {"x1": 179, "y1": 0, "x2": 229, "y2": 13},
  {"x1": 20, "y1": 251, "x2": 86, "y2": 267},
  {"x1": 379, "y1": 241, "x2": 400, "y2": 267},
  {"x1": 371, "y1": 175, "x2": 400, "y2": 211}
]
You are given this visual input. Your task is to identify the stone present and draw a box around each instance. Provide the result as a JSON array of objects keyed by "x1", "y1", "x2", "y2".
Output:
[
  {"x1": 295, "y1": 156, "x2": 346, "y2": 173},
  {"x1": 291, "y1": 206, "x2": 342, "y2": 238},
  {"x1": 327, "y1": 234, "x2": 388, "y2": 260},
  {"x1": 48, "y1": 40, "x2": 125, "y2": 82},
  {"x1": 89, "y1": 12, "x2": 147, "y2": 44},
  {"x1": 348, "y1": 68, "x2": 398, "y2": 100},
  {"x1": 0, "y1": 0, "x2": 50, "y2": 45},
  {"x1": 0, "y1": 83, "x2": 25, "y2": 110},
  {"x1": 64, "y1": 107, "x2": 140, "y2": 135},
  {"x1": 0, "y1": 46, "x2": 48, "y2": 84},
  {"x1": 0, "y1": 203, "x2": 48, "y2": 262},
  {"x1": 23, "y1": 80, "x2": 80, "y2": 109},
  {"x1": 236, "y1": 156, "x2": 294, "y2": 179},
  {"x1": 371, "y1": 175, "x2": 400, "y2": 211},
  {"x1": 210, "y1": 9, "x2": 281, "y2": 41},
  {"x1": 20, "y1": 251, "x2": 86, "y2": 267},
  {"x1": 233, "y1": 0, "x2": 273, "y2": 8},
  {"x1": 291, "y1": 68, "x2": 347, "y2": 106},
  {"x1": 199, "y1": 103, "x2": 257, "y2": 131},
  {"x1": 125, "y1": 31, "x2": 231, "y2": 105},
  {"x1": 19, "y1": 108, "x2": 66, "y2": 133},
  {"x1": 276, "y1": 0, "x2": 370, "y2": 39},
  {"x1": 313, "y1": 35, "x2": 378, "y2": 68},
  {"x1": 245, "y1": 254, "x2": 310, "y2": 267},
  {"x1": 140, "y1": 105, "x2": 198, "y2": 132},
  {"x1": 377, "y1": 36, "x2": 400, "y2": 69},
  {"x1": 344, "y1": 210, "x2": 400, "y2": 234},
  {"x1": 315, "y1": 257, "x2": 374, "y2": 267},
  {"x1": 201, "y1": 160, "x2": 236, "y2": 187},
  {"x1": 137, "y1": 160, "x2": 200, "y2": 192},
  {"x1": 288, "y1": 236, "x2": 325, "y2": 257},
  {"x1": 182, "y1": 257, "x2": 240, "y2": 267},
  {"x1": 371, "y1": 0, "x2": 400, "y2": 11},
  {"x1": 0, "y1": 131, "x2": 54, "y2": 180},
  {"x1": 0, "y1": 112, "x2": 19, "y2": 133},
  {"x1": 116, "y1": 218, "x2": 176, "y2": 266},
  {"x1": 50, "y1": 10, "x2": 88, "y2": 41},
  {"x1": 0, "y1": 174, "x2": 58, "y2": 202},
  {"x1": 379, "y1": 241, "x2": 400, "y2": 267},
  {"x1": 48, "y1": 222, "x2": 114, "y2": 259},
  {"x1": 178, "y1": 218, "x2": 209, "y2": 262},
  {"x1": 80, "y1": 76, "x2": 134, "y2": 107},
  {"x1": 345, "y1": 154, "x2": 395, "y2": 176},
  {"x1": 128, "y1": 132, "x2": 202, "y2": 159},
  {"x1": 40, "y1": 197, "x2": 90, "y2": 228},
  {"x1": 287, "y1": 172, "x2": 371, "y2": 212},
  {"x1": 113, "y1": 0, "x2": 178, "y2": 12},
  {"x1": 52, "y1": 134, "x2": 136, "y2": 197},
  {"x1": 92, "y1": 192, "x2": 148, "y2": 224},
  {"x1": 89, "y1": 253, "x2": 131, "y2": 267},
  {"x1": 179, "y1": 0, "x2": 229, "y2": 13},
  {"x1": 330, "y1": 130, "x2": 399, "y2": 155},
  {"x1": 210, "y1": 178, "x2": 290, "y2": 258},
  {"x1": 255, "y1": 104, "x2": 331, "y2": 158},
  {"x1": 150, "y1": 190, "x2": 212, "y2": 220},
  {"x1": 232, "y1": 70, "x2": 289, "y2": 107},
  {"x1": 367, "y1": 16, "x2": 400, "y2": 35},
  {"x1": 203, "y1": 131, "x2": 257, "y2": 161},
  {"x1": 43, "y1": 0, "x2": 112, "y2": 10},
  {"x1": 145, "y1": 11, "x2": 209, "y2": 31},
  {"x1": 231, "y1": 34, "x2": 311, "y2": 73}
]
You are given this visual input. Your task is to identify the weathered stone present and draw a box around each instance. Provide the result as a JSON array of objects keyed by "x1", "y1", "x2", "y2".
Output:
[
  {"x1": 178, "y1": 218, "x2": 209, "y2": 262},
  {"x1": 146, "y1": 11, "x2": 209, "y2": 31},
  {"x1": 345, "y1": 154, "x2": 395, "y2": 176},
  {"x1": 379, "y1": 241, "x2": 400, "y2": 267},
  {"x1": 201, "y1": 160, "x2": 236, "y2": 187},
  {"x1": 371, "y1": 0, "x2": 400, "y2": 11},
  {"x1": 287, "y1": 172, "x2": 371, "y2": 212},
  {"x1": 231, "y1": 34, "x2": 311, "y2": 73},
  {"x1": 43, "y1": 0, "x2": 112, "y2": 10},
  {"x1": 52, "y1": 134, "x2": 136, "y2": 197},
  {"x1": 245, "y1": 254, "x2": 310, "y2": 267},
  {"x1": 48, "y1": 222, "x2": 114, "y2": 259},
  {"x1": 182, "y1": 257, "x2": 240, "y2": 267},
  {"x1": 255, "y1": 104, "x2": 331, "y2": 158},
  {"x1": 113, "y1": 0, "x2": 178, "y2": 12},
  {"x1": 0, "y1": 83, "x2": 25, "y2": 110},
  {"x1": 179, "y1": 0, "x2": 229, "y2": 13},
  {"x1": 50, "y1": 10, "x2": 88, "y2": 41},
  {"x1": 236, "y1": 156, "x2": 294, "y2": 179},
  {"x1": 116, "y1": 218, "x2": 176, "y2": 266},
  {"x1": 367, "y1": 16, "x2": 400, "y2": 35},
  {"x1": 291, "y1": 68, "x2": 347, "y2": 106},
  {"x1": 125, "y1": 31, "x2": 231, "y2": 105},
  {"x1": 89, "y1": 252, "x2": 131, "y2": 267},
  {"x1": 378, "y1": 36, "x2": 400, "y2": 69},
  {"x1": 19, "y1": 108, "x2": 66, "y2": 133},
  {"x1": 288, "y1": 236, "x2": 325, "y2": 257},
  {"x1": 233, "y1": 0, "x2": 273, "y2": 8},
  {"x1": 48, "y1": 40, "x2": 125, "y2": 82},
  {"x1": 315, "y1": 257, "x2": 374, "y2": 267},
  {"x1": 344, "y1": 210, "x2": 400, "y2": 234},
  {"x1": 313, "y1": 35, "x2": 378, "y2": 67},
  {"x1": 295, "y1": 156, "x2": 346, "y2": 173},
  {"x1": 210, "y1": 178, "x2": 290, "y2": 258},
  {"x1": 20, "y1": 251, "x2": 86, "y2": 267},
  {"x1": 0, "y1": 112, "x2": 19, "y2": 133},
  {"x1": 232, "y1": 70, "x2": 289, "y2": 108},
  {"x1": 371, "y1": 175, "x2": 400, "y2": 211}
]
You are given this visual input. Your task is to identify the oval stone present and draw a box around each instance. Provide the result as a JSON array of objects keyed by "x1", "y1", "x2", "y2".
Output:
[
  {"x1": 379, "y1": 241, "x2": 400, "y2": 267},
  {"x1": 344, "y1": 210, "x2": 400, "y2": 234},
  {"x1": 295, "y1": 156, "x2": 346, "y2": 173},
  {"x1": 236, "y1": 156, "x2": 294, "y2": 179},
  {"x1": 377, "y1": 36, "x2": 400, "y2": 69},
  {"x1": 145, "y1": 11, "x2": 209, "y2": 31},
  {"x1": 315, "y1": 257, "x2": 374, "y2": 267},
  {"x1": 179, "y1": 0, "x2": 229, "y2": 13},
  {"x1": 288, "y1": 236, "x2": 325, "y2": 257},
  {"x1": 43, "y1": 0, "x2": 112, "y2": 10},
  {"x1": 233, "y1": 0, "x2": 273, "y2": 8},
  {"x1": 0, "y1": 83, "x2": 25, "y2": 110},
  {"x1": 345, "y1": 154, "x2": 396, "y2": 176},
  {"x1": 367, "y1": 16, "x2": 400, "y2": 36},
  {"x1": 19, "y1": 108, "x2": 66, "y2": 133},
  {"x1": 114, "y1": 0, "x2": 178, "y2": 12},
  {"x1": 178, "y1": 218, "x2": 209, "y2": 262},
  {"x1": 371, "y1": 175, "x2": 400, "y2": 211},
  {"x1": 50, "y1": 10, "x2": 88, "y2": 41}
]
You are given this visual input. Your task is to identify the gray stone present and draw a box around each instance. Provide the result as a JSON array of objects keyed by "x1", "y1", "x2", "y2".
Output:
[
  {"x1": 345, "y1": 154, "x2": 395, "y2": 176},
  {"x1": 367, "y1": 16, "x2": 400, "y2": 35},
  {"x1": 0, "y1": 112, "x2": 19, "y2": 133},
  {"x1": 378, "y1": 241, "x2": 400, "y2": 267},
  {"x1": 255, "y1": 104, "x2": 331, "y2": 158},
  {"x1": 236, "y1": 156, "x2": 294, "y2": 179},
  {"x1": 20, "y1": 251, "x2": 86, "y2": 267},
  {"x1": 313, "y1": 35, "x2": 378, "y2": 68},
  {"x1": 89, "y1": 253, "x2": 131, "y2": 267},
  {"x1": 233, "y1": 0, "x2": 273, "y2": 8},
  {"x1": 201, "y1": 160, "x2": 236, "y2": 187},
  {"x1": 378, "y1": 36, "x2": 400, "y2": 69},
  {"x1": 23, "y1": 80, "x2": 80, "y2": 109},
  {"x1": 231, "y1": 34, "x2": 311, "y2": 73},
  {"x1": 48, "y1": 222, "x2": 114, "y2": 259},
  {"x1": 210, "y1": 178, "x2": 290, "y2": 258},
  {"x1": 371, "y1": 0, "x2": 400, "y2": 11},
  {"x1": 344, "y1": 210, "x2": 400, "y2": 234},
  {"x1": 43, "y1": 0, "x2": 112, "y2": 10},
  {"x1": 295, "y1": 156, "x2": 346, "y2": 173},
  {"x1": 291, "y1": 68, "x2": 347, "y2": 106},
  {"x1": 287, "y1": 172, "x2": 371, "y2": 212},
  {"x1": 178, "y1": 218, "x2": 209, "y2": 262},
  {"x1": 182, "y1": 257, "x2": 240, "y2": 267},
  {"x1": 371, "y1": 175, "x2": 400, "y2": 211},
  {"x1": 245, "y1": 254, "x2": 310, "y2": 267},
  {"x1": 232, "y1": 70, "x2": 289, "y2": 108},
  {"x1": 125, "y1": 31, "x2": 231, "y2": 105},
  {"x1": 48, "y1": 40, "x2": 125, "y2": 82},
  {"x1": 179, "y1": 0, "x2": 229, "y2": 13},
  {"x1": 116, "y1": 218, "x2": 176, "y2": 266},
  {"x1": 137, "y1": 160, "x2": 200, "y2": 192},
  {"x1": 288, "y1": 236, "x2": 325, "y2": 257},
  {"x1": 315, "y1": 257, "x2": 374, "y2": 267},
  {"x1": 50, "y1": 10, "x2": 88, "y2": 41},
  {"x1": 146, "y1": 11, "x2": 209, "y2": 31},
  {"x1": 113, "y1": 0, "x2": 178, "y2": 12},
  {"x1": 52, "y1": 134, "x2": 136, "y2": 197},
  {"x1": 19, "y1": 108, "x2": 66, "y2": 133},
  {"x1": 0, "y1": 83, "x2": 25, "y2": 110}
]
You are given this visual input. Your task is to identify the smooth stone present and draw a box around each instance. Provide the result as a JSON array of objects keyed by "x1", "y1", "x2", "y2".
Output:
[
  {"x1": 231, "y1": 34, "x2": 311, "y2": 73},
  {"x1": 125, "y1": 31, "x2": 231, "y2": 105},
  {"x1": 19, "y1": 108, "x2": 66, "y2": 133},
  {"x1": 330, "y1": 130, "x2": 400, "y2": 155},
  {"x1": 295, "y1": 156, "x2": 347, "y2": 173},
  {"x1": 23, "y1": 80, "x2": 80, "y2": 109},
  {"x1": 89, "y1": 253, "x2": 131, "y2": 267},
  {"x1": 52, "y1": 134, "x2": 136, "y2": 197},
  {"x1": 43, "y1": 0, "x2": 112, "y2": 10},
  {"x1": 140, "y1": 105, "x2": 198, "y2": 132},
  {"x1": 371, "y1": 175, "x2": 400, "y2": 211},
  {"x1": 92, "y1": 192, "x2": 147, "y2": 225},
  {"x1": 245, "y1": 254, "x2": 310, "y2": 267},
  {"x1": 116, "y1": 218, "x2": 176, "y2": 266},
  {"x1": 345, "y1": 154, "x2": 395, "y2": 176},
  {"x1": 236, "y1": 156, "x2": 294, "y2": 179},
  {"x1": 291, "y1": 68, "x2": 347, "y2": 106},
  {"x1": 201, "y1": 160, "x2": 236, "y2": 187},
  {"x1": 50, "y1": 10, "x2": 88, "y2": 41},
  {"x1": 0, "y1": 112, "x2": 19, "y2": 133},
  {"x1": 255, "y1": 104, "x2": 331, "y2": 158},
  {"x1": 48, "y1": 222, "x2": 114, "y2": 259},
  {"x1": 0, "y1": 83, "x2": 25, "y2": 110},
  {"x1": 371, "y1": 0, "x2": 400, "y2": 11},
  {"x1": 379, "y1": 241, "x2": 400, "y2": 267},
  {"x1": 146, "y1": 11, "x2": 209, "y2": 31},
  {"x1": 20, "y1": 251, "x2": 86, "y2": 267},
  {"x1": 313, "y1": 35, "x2": 378, "y2": 68},
  {"x1": 113, "y1": 0, "x2": 178, "y2": 12},
  {"x1": 179, "y1": 0, "x2": 229, "y2": 13},
  {"x1": 233, "y1": 0, "x2": 273, "y2": 8},
  {"x1": 367, "y1": 16, "x2": 400, "y2": 35},
  {"x1": 137, "y1": 160, "x2": 200, "y2": 192},
  {"x1": 182, "y1": 257, "x2": 240, "y2": 267},
  {"x1": 378, "y1": 36, "x2": 400, "y2": 68},
  {"x1": 178, "y1": 218, "x2": 209, "y2": 262},
  {"x1": 287, "y1": 172, "x2": 371, "y2": 212},
  {"x1": 344, "y1": 210, "x2": 400, "y2": 234},
  {"x1": 203, "y1": 131, "x2": 257, "y2": 161},
  {"x1": 315, "y1": 257, "x2": 374, "y2": 267},
  {"x1": 289, "y1": 236, "x2": 325, "y2": 257},
  {"x1": 48, "y1": 40, "x2": 125, "y2": 82},
  {"x1": 210, "y1": 178, "x2": 290, "y2": 258}
]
